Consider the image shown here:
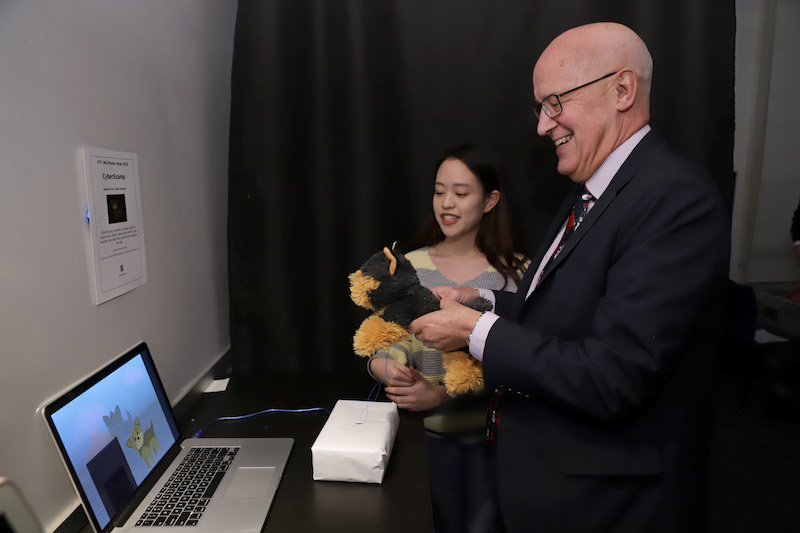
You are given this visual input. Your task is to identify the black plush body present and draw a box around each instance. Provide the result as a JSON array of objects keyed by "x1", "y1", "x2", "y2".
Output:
[{"x1": 348, "y1": 246, "x2": 491, "y2": 395}]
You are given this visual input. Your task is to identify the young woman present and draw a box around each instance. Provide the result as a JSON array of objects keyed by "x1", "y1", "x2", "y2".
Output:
[{"x1": 368, "y1": 144, "x2": 527, "y2": 533}]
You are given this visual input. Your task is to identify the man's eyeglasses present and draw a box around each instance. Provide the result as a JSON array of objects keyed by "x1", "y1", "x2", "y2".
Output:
[{"x1": 533, "y1": 71, "x2": 618, "y2": 120}]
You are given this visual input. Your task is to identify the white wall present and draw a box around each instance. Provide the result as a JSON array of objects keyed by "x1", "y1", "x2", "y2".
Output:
[
  {"x1": 732, "y1": 0, "x2": 800, "y2": 283},
  {"x1": 0, "y1": 1, "x2": 237, "y2": 530}
]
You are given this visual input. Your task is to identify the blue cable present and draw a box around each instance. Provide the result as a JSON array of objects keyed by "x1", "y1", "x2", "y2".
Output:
[
  {"x1": 192, "y1": 407, "x2": 330, "y2": 438},
  {"x1": 194, "y1": 359, "x2": 391, "y2": 435}
]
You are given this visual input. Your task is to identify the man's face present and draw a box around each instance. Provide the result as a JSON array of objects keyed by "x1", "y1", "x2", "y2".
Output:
[{"x1": 533, "y1": 61, "x2": 616, "y2": 183}]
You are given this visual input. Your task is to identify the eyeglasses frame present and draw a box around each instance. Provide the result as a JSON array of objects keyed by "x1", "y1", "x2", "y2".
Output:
[{"x1": 534, "y1": 71, "x2": 619, "y2": 119}]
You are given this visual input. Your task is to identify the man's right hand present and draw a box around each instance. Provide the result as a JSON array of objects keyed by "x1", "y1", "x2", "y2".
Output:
[{"x1": 430, "y1": 285, "x2": 480, "y2": 305}]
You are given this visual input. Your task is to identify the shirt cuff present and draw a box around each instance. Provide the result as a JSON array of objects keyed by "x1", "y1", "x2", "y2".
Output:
[
  {"x1": 467, "y1": 312, "x2": 499, "y2": 362},
  {"x1": 477, "y1": 288, "x2": 497, "y2": 308}
]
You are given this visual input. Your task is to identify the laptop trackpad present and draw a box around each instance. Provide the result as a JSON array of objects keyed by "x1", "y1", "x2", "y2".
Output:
[{"x1": 224, "y1": 467, "x2": 276, "y2": 498}]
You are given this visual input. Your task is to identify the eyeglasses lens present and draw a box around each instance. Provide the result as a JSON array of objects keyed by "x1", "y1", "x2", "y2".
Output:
[{"x1": 535, "y1": 96, "x2": 562, "y2": 120}]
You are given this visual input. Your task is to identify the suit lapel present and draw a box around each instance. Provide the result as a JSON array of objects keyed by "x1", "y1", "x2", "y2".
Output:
[
  {"x1": 510, "y1": 183, "x2": 582, "y2": 317},
  {"x1": 527, "y1": 131, "x2": 661, "y2": 292}
]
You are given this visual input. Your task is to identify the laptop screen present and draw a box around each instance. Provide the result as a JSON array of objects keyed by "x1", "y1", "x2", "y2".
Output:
[{"x1": 43, "y1": 343, "x2": 181, "y2": 531}]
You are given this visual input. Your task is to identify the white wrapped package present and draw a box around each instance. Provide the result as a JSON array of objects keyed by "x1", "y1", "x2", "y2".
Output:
[{"x1": 311, "y1": 400, "x2": 399, "y2": 483}]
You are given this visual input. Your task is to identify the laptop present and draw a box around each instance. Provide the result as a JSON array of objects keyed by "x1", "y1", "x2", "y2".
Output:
[
  {"x1": 0, "y1": 477, "x2": 44, "y2": 533},
  {"x1": 42, "y1": 342, "x2": 293, "y2": 533}
]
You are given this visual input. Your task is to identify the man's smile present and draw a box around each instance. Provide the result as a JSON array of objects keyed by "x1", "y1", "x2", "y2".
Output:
[{"x1": 555, "y1": 135, "x2": 573, "y2": 147}]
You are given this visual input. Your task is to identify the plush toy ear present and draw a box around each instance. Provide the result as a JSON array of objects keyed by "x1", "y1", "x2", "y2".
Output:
[{"x1": 383, "y1": 247, "x2": 397, "y2": 276}]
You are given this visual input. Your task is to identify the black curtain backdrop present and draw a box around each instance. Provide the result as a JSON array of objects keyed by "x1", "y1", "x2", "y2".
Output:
[{"x1": 228, "y1": 0, "x2": 736, "y2": 374}]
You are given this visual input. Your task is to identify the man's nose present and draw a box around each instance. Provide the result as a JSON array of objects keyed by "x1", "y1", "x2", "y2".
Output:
[{"x1": 536, "y1": 112, "x2": 556, "y2": 137}]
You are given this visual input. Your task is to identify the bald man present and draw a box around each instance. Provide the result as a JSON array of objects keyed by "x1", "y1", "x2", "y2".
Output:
[{"x1": 410, "y1": 23, "x2": 730, "y2": 532}]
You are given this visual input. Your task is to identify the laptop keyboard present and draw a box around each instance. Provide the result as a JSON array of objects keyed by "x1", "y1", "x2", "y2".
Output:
[{"x1": 135, "y1": 446, "x2": 240, "y2": 527}]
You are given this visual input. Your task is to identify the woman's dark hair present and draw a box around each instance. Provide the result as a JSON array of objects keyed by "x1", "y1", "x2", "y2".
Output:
[{"x1": 411, "y1": 144, "x2": 527, "y2": 288}]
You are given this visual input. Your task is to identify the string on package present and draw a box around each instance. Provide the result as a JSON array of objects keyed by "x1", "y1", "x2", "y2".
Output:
[{"x1": 359, "y1": 356, "x2": 389, "y2": 424}]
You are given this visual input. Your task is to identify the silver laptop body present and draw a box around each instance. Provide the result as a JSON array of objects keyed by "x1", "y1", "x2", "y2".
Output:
[{"x1": 42, "y1": 342, "x2": 292, "y2": 533}]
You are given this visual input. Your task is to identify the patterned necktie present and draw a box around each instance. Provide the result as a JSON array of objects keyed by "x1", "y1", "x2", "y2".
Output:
[
  {"x1": 537, "y1": 185, "x2": 594, "y2": 286},
  {"x1": 486, "y1": 185, "x2": 594, "y2": 443}
]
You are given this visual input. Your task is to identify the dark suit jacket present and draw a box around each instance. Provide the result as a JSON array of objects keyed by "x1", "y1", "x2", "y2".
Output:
[{"x1": 484, "y1": 132, "x2": 730, "y2": 533}]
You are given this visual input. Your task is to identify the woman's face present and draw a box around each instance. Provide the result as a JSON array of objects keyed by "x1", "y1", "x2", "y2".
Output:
[{"x1": 432, "y1": 158, "x2": 498, "y2": 243}]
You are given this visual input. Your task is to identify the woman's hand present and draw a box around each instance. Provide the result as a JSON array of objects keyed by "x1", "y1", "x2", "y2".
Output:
[
  {"x1": 384, "y1": 367, "x2": 447, "y2": 412},
  {"x1": 370, "y1": 357, "x2": 415, "y2": 386}
]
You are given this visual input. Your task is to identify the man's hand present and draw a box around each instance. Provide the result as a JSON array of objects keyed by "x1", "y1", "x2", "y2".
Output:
[
  {"x1": 409, "y1": 299, "x2": 482, "y2": 352},
  {"x1": 430, "y1": 285, "x2": 480, "y2": 304},
  {"x1": 384, "y1": 367, "x2": 447, "y2": 412}
]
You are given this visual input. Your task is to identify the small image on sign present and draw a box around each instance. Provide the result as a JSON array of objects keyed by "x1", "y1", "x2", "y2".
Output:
[{"x1": 107, "y1": 194, "x2": 128, "y2": 224}]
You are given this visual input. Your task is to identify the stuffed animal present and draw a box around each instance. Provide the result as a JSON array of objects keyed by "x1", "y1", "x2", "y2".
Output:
[
  {"x1": 126, "y1": 417, "x2": 161, "y2": 468},
  {"x1": 348, "y1": 245, "x2": 492, "y2": 396}
]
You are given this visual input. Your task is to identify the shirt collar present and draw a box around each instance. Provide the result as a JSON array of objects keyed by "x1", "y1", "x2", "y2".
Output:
[{"x1": 584, "y1": 124, "x2": 651, "y2": 200}]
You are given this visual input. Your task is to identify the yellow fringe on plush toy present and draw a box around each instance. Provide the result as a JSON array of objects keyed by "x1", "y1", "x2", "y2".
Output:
[
  {"x1": 348, "y1": 271, "x2": 380, "y2": 310},
  {"x1": 442, "y1": 352, "x2": 484, "y2": 396},
  {"x1": 353, "y1": 315, "x2": 409, "y2": 357}
]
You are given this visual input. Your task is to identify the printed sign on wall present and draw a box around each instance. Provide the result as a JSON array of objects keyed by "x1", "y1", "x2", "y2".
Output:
[{"x1": 82, "y1": 148, "x2": 147, "y2": 304}]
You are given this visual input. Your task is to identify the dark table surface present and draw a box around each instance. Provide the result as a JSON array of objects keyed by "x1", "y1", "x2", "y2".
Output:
[{"x1": 180, "y1": 372, "x2": 433, "y2": 532}]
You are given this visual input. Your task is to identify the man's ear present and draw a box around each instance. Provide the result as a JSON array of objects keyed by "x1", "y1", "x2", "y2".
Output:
[
  {"x1": 484, "y1": 190, "x2": 500, "y2": 213},
  {"x1": 615, "y1": 69, "x2": 637, "y2": 112}
]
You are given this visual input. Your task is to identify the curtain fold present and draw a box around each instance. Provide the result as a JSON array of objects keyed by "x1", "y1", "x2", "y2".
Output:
[{"x1": 228, "y1": 0, "x2": 735, "y2": 373}]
